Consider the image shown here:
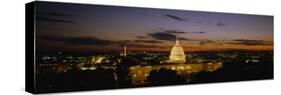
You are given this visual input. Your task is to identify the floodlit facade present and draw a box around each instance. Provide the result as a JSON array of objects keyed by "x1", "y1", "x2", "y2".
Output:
[{"x1": 169, "y1": 37, "x2": 186, "y2": 63}]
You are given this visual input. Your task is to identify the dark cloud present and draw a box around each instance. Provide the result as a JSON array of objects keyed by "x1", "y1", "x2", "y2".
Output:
[
  {"x1": 37, "y1": 17, "x2": 76, "y2": 23},
  {"x1": 147, "y1": 32, "x2": 199, "y2": 41},
  {"x1": 134, "y1": 40, "x2": 163, "y2": 43},
  {"x1": 39, "y1": 36, "x2": 167, "y2": 51},
  {"x1": 40, "y1": 36, "x2": 166, "y2": 49},
  {"x1": 38, "y1": 11, "x2": 75, "y2": 17},
  {"x1": 217, "y1": 22, "x2": 225, "y2": 27},
  {"x1": 183, "y1": 46, "x2": 203, "y2": 49},
  {"x1": 164, "y1": 14, "x2": 187, "y2": 21},
  {"x1": 196, "y1": 39, "x2": 273, "y2": 46},
  {"x1": 199, "y1": 40, "x2": 216, "y2": 46},
  {"x1": 178, "y1": 37, "x2": 200, "y2": 41},
  {"x1": 37, "y1": 11, "x2": 76, "y2": 24},
  {"x1": 139, "y1": 13, "x2": 150, "y2": 16},
  {"x1": 147, "y1": 32, "x2": 177, "y2": 41},
  {"x1": 39, "y1": 36, "x2": 116, "y2": 45},
  {"x1": 178, "y1": 37, "x2": 189, "y2": 40},
  {"x1": 198, "y1": 40, "x2": 225, "y2": 46},
  {"x1": 186, "y1": 31, "x2": 205, "y2": 34},
  {"x1": 136, "y1": 36, "x2": 149, "y2": 39},
  {"x1": 164, "y1": 30, "x2": 186, "y2": 34},
  {"x1": 161, "y1": 28, "x2": 205, "y2": 34},
  {"x1": 226, "y1": 39, "x2": 273, "y2": 46},
  {"x1": 127, "y1": 43, "x2": 164, "y2": 49}
]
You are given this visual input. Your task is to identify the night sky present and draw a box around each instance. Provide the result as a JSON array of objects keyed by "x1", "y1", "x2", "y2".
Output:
[{"x1": 35, "y1": 2, "x2": 273, "y2": 52}]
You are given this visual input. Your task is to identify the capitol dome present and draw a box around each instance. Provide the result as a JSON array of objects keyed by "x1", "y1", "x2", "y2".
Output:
[{"x1": 169, "y1": 37, "x2": 186, "y2": 63}]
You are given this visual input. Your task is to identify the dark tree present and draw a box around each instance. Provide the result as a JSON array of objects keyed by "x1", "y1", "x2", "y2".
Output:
[{"x1": 148, "y1": 68, "x2": 185, "y2": 85}]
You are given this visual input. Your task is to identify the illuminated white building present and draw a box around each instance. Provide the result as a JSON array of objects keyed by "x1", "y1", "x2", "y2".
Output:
[
  {"x1": 124, "y1": 45, "x2": 127, "y2": 57},
  {"x1": 168, "y1": 37, "x2": 186, "y2": 63}
]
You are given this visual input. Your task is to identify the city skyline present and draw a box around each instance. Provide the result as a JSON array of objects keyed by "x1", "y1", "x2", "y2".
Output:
[
  {"x1": 28, "y1": 2, "x2": 273, "y2": 93},
  {"x1": 36, "y1": 2, "x2": 273, "y2": 52}
]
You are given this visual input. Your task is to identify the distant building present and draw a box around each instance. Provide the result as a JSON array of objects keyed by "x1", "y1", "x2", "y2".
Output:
[
  {"x1": 168, "y1": 37, "x2": 186, "y2": 63},
  {"x1": 124, "y1": 45, "x2": 127, "y2": 57}
]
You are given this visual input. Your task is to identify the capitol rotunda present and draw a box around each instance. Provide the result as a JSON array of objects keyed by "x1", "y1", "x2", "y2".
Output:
[{"x1": 169, "y1": 37, "x2": 186, "y2": 63}]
